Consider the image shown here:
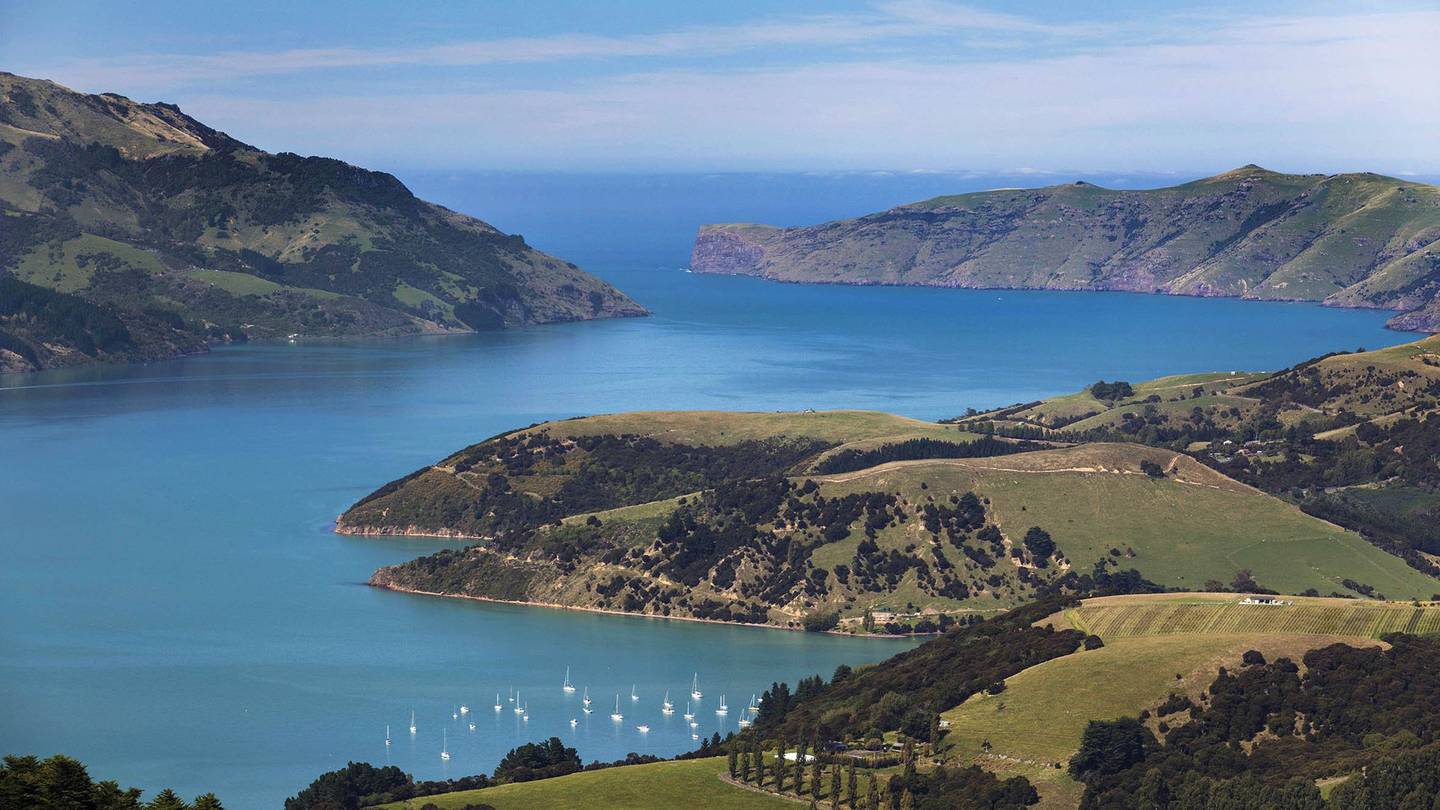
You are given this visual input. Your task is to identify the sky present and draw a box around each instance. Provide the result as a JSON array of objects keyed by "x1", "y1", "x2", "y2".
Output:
[{"x1": 2, "y1": 0, "x2": 1438, "y2": 175}]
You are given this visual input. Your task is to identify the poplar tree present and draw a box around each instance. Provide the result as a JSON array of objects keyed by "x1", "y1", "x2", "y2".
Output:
[
  {"x1": 728, "y1": 747, "x2": 738, "y2": 778},
  {"x1": 900, "y1": 789, "x2": 915, "y2": 810},
  {"x1": 774, "y1": 741, "x2": 787, "y2": 792},
  {"x1": 810, "y1": 756, "x2": 822, "y2": 798},
  {"x1": 847, "y1": 760, "x2": 858, "y2": 807},
  {"x1": 831, "y1": 760, "x2": 842, "y2": 803},
  {"x1": 866, "y1": 773, "x2": 879, "y2": 810}
]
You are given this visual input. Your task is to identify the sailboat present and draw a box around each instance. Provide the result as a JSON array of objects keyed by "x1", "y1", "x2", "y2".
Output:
[
  {"x1": 440, "y1": 729, "x2": 450, "y2": 761},
  {"x1": 610, "y1": 694, "x2": 624, "y2": 722},
  {"x1": 514, "y1": 691, "x2": 525, "y2": 714},
  {"x1": 468, "y1": 720, "x2": 476, "y2": 732},
  {"x1": 689, "y1": 719, "x2": 698, "y2": 729},
  {"x1": 636, "y1": 723, "x2": 650, "y2": 733},
  {"x1": 563, "y1": 667, "x2": 576, "y2": 693},
  {"x1": 748, "y1": 694, "x2": 759, "y2": 715},
  {"x1": 494, "y1": 693, "x2": 502, "y2": 712},
  {"x1": 582, "y1": 687, "x2": 592, "y2": 707},
  {"x1": 662, "y1": 690, "x2": 674, "y2": 713},
  {"x1": 460, "y1": 703, "x2": 469, "y2": 715},
  {"x1": 630, "y1": 684, "x2": 639, "y2": 702},
  {"x1": 690, "y1": 673, "x2": 703, "y2": 700},
  {"x1": 452, "y1": 707, "x2": 458, "y2": 720},
  {"x1": 409, "y1": 710, "x2": 417, "y2": 735},
  {"x1": 508, "y1": 687, "x2": 515, "y2": 703},
  {"x1": 385, "y1": 725, "x2": 392, "y2": 747},
  {"x1": 716, "y1": 695, "x2": 728, "y2": 715},
  {"x1": 569, "y1": 717, "x2": 578, "y2": 727},
  {"x1": 738, "y1": 716, "x2": 751, "y2": 729},
  {"x1": 683, "y1": 700, "x2": 694, "y2": 721}
]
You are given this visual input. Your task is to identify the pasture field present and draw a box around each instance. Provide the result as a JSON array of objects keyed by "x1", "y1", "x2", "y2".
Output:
[
  {"x1": 1052, "y1": 592, "x2": 1440, "y2": 640},
  {"x1": 369, "y1": 757, "x2": 789, "y2": 810},
  {"x1": 815, "y1": 445, "x2": 1440, "y2": 600},
  {"x1": 939, "y1": 633, "x2": 1372, "y2": 806}
]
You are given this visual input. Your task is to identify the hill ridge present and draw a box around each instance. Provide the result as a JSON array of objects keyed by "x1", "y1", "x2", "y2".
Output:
[{"x1": 690, "y1": 167, "x2": 1440, "y2": 332}]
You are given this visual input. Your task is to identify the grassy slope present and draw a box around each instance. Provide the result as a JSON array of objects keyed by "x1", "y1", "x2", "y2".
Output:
[
  {"x1": 815, "y1": 444, "x2": 1439, "y2": 600},
  {"x1": 369, "y1": 757, "x2": 788, "y2": 810},
  {"x1": 940, "y1": 632, "x2": 1381, "y2": 808},
  {"x1": 1056, "y1": 592, "x2": 1440, "y2": 639},
  {"x1": 526, "y1": 409, "x2": 965, "y2": 447}
]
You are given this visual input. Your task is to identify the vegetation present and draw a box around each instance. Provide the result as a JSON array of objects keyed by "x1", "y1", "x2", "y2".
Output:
[
  {"x1": 0, "y1": 71, "x2": 643, "y2": 372},
  {"x1": 690, "y1": 166, "x2": 1440, "y2": 333},
  {"x1": 0, "y1": 754, "x2": 222, "y2": 810},
  {"x1": 367, "y1": 757, "x2": 790, "y2": 810},
  {"x1": 1074, "y1": 636, "x2": 1440, "y2": 808}
]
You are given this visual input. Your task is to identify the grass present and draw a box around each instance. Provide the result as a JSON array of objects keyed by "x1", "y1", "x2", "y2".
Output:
[
  {"x1": 13, "y1": 233, "x2": 167, "y2": 293},
  {"x1": 561, "y1": 493, "x2": 696, "y2": 526},
  {"x1": 1055, "y1": 592, "x2": 1440, "y2": 640},
  {"x1": 368, "y1": 757, "x2": 792, "y2": 810},
  {"x1": 939, "y1": 633, "x2": 1379, "y2": 803},
  {"x1": 814, "y1": 444, "x2": 1440, "y2": 600},
  {"x1": 532, "y1": 410, "x2": 964, "y2": 447}
]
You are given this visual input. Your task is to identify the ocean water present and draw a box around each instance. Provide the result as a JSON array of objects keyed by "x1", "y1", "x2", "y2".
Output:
[{"x1": 0, "y1": 172, "x2": 1414, "y2": 808}]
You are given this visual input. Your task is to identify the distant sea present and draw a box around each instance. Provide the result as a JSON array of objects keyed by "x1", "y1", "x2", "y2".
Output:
[{"x1": 0, "y1": 171, "x2": 1416, "y2": 809}]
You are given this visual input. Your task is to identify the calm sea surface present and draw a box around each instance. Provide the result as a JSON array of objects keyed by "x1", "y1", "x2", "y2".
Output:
[{"x1": 0, "y1": 173, "x2": 1413, "y2": 808}]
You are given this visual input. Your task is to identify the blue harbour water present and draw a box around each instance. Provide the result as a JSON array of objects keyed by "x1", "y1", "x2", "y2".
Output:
[{"x1": 0, "y1": 173, "x2": 1414, "y2": 808}]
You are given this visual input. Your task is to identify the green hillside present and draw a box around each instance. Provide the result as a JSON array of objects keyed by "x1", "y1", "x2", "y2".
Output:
[
  {"x1": 691, "y1": 166, "x2": 1440, "y2": 333},
  {"x1": 342, "y1": 405, "x2": 1438, "y2": 631},
  {"x1": 0, "y1": 72, "x2": 644, "y2": 372},
  {"x1": 368, "y1": 757, "x2": 787, "y2": 810}
]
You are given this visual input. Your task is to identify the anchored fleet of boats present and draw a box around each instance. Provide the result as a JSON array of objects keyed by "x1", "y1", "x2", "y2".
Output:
[{"x1": 392, "y1": 667, "x2": 759, "y2": 761}]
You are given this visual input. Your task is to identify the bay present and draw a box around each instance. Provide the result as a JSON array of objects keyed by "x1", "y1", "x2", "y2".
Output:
[{"x1": 0, "y1": 172, "x2": 1413, "y2": 808}]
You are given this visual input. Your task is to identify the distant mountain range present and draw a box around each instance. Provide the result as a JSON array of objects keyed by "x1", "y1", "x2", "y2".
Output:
[
  {"x1": 692, "y1": 166, "x2": 1440, "y2": 332},
  {"x1": 0, "y1": 72, "x2": 644, "y2": 373}
]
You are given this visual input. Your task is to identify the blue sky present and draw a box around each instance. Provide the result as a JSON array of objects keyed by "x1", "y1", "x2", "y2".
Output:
[{"x1": 3, "y1": 1, "x2": 1436, "y2": 174}]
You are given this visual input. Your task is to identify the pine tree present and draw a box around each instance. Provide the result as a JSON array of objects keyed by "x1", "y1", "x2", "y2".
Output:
[
  {"x1": 728, "y1": 748, "x2": 738, "y2": 778},
  {"x1": 146, "y1": 789, "x2": 189, "y2": 810},
  {"x1": 831, "y1": 760, "x2": 842, "y2": 804},
  {"x1": 191, "y1": 795, "x2": 224, "y2": 810},
  {"x1": 902, "y1": 740, "x2": 916, "y2": 778},
  {"x1": 754, "y1": 747, "x2": 765, "y2": 785},
  {"x1": 929, "y1": 714, "x2": 942, "y2": 749},
  {"x1": 847, "y1": 760, "x2": 858, "y2": 807}
]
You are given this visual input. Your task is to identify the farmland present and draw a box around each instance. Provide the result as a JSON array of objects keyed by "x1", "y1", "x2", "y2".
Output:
[{"x1": 1049, "y1": 592, "x2": 1440, "y2": 640}]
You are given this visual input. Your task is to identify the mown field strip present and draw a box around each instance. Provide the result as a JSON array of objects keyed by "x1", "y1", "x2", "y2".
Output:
[{"x1": 1070, "y1": 598, "x2": 1440, "y2": 641}]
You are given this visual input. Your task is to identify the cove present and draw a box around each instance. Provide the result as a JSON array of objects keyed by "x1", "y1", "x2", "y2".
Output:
[{"x1": 0, "y1": 173, "x2": 1416, "y2": 809}]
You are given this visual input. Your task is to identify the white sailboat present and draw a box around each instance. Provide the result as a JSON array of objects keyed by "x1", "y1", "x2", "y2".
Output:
[
  {"x1": 452, "y1": 707, "x2": 458, "y2": 720},
  {"x1": 440, "y1": 729, "x2": 450, "y2": 761},
  {"x1": 683, "y1": 700, "x2": 694, "y2": 721},
  {"x1": 691, "y1": 732, "x2": 700, "y2": 740},
  {"x1": 690, "y1": 673, "x2": 703, "y2": 700},
  {"x1": 738, "y1": 717, "x2": 751, "y2": 728},
  {"x1": 385, "y1": 725, "x2": 392, "y2": 747},
  {"x1": 610, "y1": 694, "x2": 624, "y2": 722},
  {"x1": 636, "y1": 723, "x2": 650, "y2": 733},
  {"x1": 748, "y1": 694, "x2": 759, "y2": 715},
  {"x1": 569, "y1": 717, "x2": 578, "y2": 727},
  {"x1": 409, "y1": 710, "x2": 417, "y2": 736},
  {"x1": 716, "y1": 695, "x2": 728, "y2": 715},
  {"x1": 662, "y1": 690, "x2": 674, "y2": 713},
  {"x1": 582, "y1": 686, "x2": 592, "y2": 707},
  {"x1": 689, "y1": 720, "x2": 698, "y2": 729},
  {"x1": 630, "y1": 684, "x2": 639, "y2": 702},
  {"x1": 514, "y1": 691, "x2": 525, "y2": 714},
  {"x1": 468, "y1": 720, "x2": 476, "y2": 731},
  {"x1": 494, "y1": 693, "x2": 502, "y2": 712},
  {"x1": 563, "y1": 667, "x2": 576, "y2": 693},
  {"x1": 460, "y1": 703, "x2": 469, "y2": 715}
]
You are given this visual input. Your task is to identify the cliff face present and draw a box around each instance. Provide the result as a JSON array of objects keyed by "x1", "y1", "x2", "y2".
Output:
[
  {"x1": 0, "y1": 72, "x2": 645, "y2": 372},
  {"x1": 691, "y1": 167, "x2": 1440, "y2": 332}
]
